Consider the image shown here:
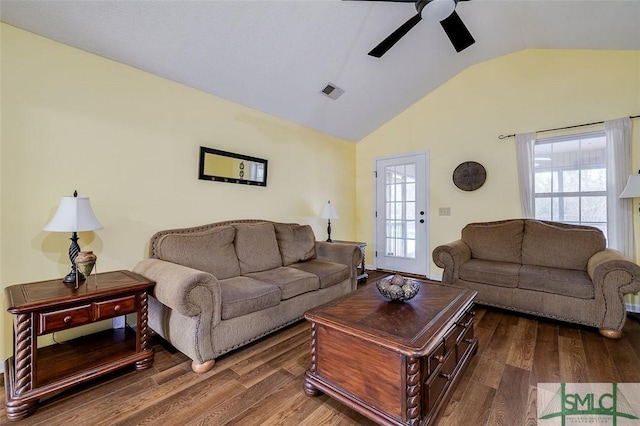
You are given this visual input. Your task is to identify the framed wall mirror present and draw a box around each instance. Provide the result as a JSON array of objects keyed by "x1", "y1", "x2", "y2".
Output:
[{"x1": 198, "y1": 147, "x2": 268, "y2": 186}]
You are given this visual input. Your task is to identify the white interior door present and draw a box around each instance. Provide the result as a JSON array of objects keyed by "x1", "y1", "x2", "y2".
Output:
[{"x1": 375, "y1": 153, "x2": 429, "y2": 276}]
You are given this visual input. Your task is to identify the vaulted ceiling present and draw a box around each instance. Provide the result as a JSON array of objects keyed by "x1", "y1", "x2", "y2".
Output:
[{"x1": 2, "y1": 1, "x2": 639, "y2": 142}]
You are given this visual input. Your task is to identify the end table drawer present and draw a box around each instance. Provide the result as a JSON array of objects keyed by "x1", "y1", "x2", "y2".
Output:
[
  {"x1": 94, "y1": 295, "x2": 137, "y2": 320},
  {"x1": 39, "y1": 305, "x2": 92, "y2": 334}
]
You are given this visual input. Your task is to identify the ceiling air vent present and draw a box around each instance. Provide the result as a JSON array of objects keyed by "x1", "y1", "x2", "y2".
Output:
[{"x1": 320, "y1": 83, "x2": 345, "y2": 100}]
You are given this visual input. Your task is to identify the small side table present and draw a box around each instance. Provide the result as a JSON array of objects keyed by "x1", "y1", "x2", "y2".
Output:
[
  {"x1": 3, "y1": 270, "x2": 155, "y2": 421},
  {"x1": 334, "y1": 240, "x2": 368, "y2": 282}
]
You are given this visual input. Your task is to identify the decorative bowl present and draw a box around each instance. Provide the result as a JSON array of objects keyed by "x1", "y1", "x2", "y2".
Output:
[{"x1": 375, "y1": 274, "x2": 420, "y2": 302}]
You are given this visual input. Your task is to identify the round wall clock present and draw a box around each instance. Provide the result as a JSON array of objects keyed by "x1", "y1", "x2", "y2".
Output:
[{"x1": 453, "y1": 161, "x2": 486, "y2": 191}]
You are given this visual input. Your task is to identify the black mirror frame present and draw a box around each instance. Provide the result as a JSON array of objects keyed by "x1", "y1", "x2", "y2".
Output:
[{"x1": 198, "y1": 146, "x2": 268, "y2": 187}]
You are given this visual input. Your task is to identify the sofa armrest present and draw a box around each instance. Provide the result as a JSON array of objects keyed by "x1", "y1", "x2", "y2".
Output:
[
  {"x1": 588, "y1": 249, "x2": 640, "y2": 295},
  {"x1": 133, "y1": 258, "x2": 222, "y2": 323},
  {"x1": 587, "y1": 249, "x2": 640, "y2": 332},
  {"x1": 315, "y1": 241, "x2": 363, "y2": 281},
  {"x1": 432, "y1": 239, "x2": 471, "y2": 284}
]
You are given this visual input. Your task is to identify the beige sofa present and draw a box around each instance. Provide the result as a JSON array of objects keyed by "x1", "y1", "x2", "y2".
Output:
[
  {"x1": 133, "y1": 219, "x2": 362, "y2": 372},
  {"x1": 433, "y1": 219, "x2": 640, "y2": 338}
]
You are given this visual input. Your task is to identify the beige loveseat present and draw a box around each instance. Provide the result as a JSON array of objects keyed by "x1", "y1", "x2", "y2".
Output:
[
  {"x1": 433, "y1": 219, "x2": 640, "y2": 338},
  {"x1": 133, "y1": 219, "x2": 362, "y2": 373}
]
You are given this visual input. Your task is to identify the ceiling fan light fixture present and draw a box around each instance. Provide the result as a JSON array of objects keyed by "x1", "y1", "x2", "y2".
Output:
[{"x1": 419, "y1": 0, "x2": 457, "y2": 22}]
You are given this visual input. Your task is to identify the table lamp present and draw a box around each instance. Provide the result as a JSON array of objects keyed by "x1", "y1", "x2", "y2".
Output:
[
  {"x1": 619, "y1": 172, "x2": 640, "y2": 213},
  {"x1": 44, "y1": 190, "x2": 103, "y2": 283},
  {"x1": 320, "y1": 200, "x2": 339, "y2": 242}
]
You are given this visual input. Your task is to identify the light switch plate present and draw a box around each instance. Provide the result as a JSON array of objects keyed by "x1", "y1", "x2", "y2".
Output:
[{"x1": 439, "y1": 207, "x2": 451, "y2": 216}]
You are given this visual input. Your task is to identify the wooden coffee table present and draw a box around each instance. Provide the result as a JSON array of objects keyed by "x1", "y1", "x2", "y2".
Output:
[{"x1": 304, "y1": 279, "x2": 477, "y2": 426}]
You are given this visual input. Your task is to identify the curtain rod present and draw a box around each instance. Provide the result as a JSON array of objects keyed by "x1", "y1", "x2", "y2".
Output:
[{"x1": 498, "y1": 115, "x2": 640, "y2": 140}]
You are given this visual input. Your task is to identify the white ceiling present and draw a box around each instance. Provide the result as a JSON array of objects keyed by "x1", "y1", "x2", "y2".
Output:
[{"x1": 2, "y1": 0, "x2": 639, "y2": 142}]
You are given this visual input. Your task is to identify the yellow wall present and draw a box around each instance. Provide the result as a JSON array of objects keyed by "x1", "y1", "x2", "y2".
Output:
[
  {"x1": 356, "y1": 49, "x2": 640, "y2": 279},
  {"x1": 0, "y1": 24, "x2": 356, "y2": 362},
  {"x1": 3, "y1": 23, "x2": 640, "y2": 366}
]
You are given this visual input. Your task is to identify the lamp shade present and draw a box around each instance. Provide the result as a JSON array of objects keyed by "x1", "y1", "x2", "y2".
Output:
[
  {"x1": 619, "y1": 175, "x2": 640, "y2": 199},
  {"x1": 320, "y1": 201, "x2": 339, "y2": 220},
  {"x1": 43, "y1": 196, "x2": 103, "y2": 232}
]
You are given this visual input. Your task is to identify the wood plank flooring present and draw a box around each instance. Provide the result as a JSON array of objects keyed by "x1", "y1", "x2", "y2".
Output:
[{"x1": 2, "y1": 273, "x2": 640, "y2": 425}]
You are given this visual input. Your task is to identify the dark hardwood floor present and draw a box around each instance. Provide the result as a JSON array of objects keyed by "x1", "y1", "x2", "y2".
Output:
[{"x1": 2, "y1": 272, "x2": 640, "y2": 425}]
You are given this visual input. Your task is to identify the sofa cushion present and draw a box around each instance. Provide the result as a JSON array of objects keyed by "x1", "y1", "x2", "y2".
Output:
[
  {"x1": 519, "y1": 265, "x2": 594, "y2": 299},
  {"x1": 522, "y1": 220, "x2": 606, "y2": 271},
  {"x1": 234, "y1": 223, "x2": 283, "y2": 274},
  {"x1": 218, "y1": 276, "x2": 281, "y2": 320},
  {"x1": 289, "y1": 259, "x2": 350, "y2": 288},
  {"x1": 459, "y1": 259, "x2": 520, "y2": 288},
  {"x1": 274, "y1": 223, "x2": 317, "y2": 266},
  {"x1": 245, "y1": 266, "x2": 320, "y2": 300},
  {"x1": 461, "y1": 220, "x2": 524, "y2": 264},
  {"x1": 155, "y1": 226, "x2": 241, "y2": 280}
]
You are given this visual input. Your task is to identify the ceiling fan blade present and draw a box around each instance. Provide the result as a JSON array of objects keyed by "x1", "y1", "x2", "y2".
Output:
[
  {"x1": 440, "y1": 10, "x2": 475, "y2": 52},
  {"x1": 368, "y1": 13, "x2": 422, "y2": 58}
]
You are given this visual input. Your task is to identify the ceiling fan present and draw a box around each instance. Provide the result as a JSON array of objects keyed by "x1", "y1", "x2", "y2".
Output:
[{"x1": 351, "y1": 0, "x2": 475, "y2": 58}]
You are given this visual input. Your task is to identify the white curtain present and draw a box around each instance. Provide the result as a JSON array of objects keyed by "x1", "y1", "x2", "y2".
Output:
[
  {"x1": 605, "y1": 117, "x2": 633, "y2": 258},
  {"x1": 515, "y1": 132, "x2": 536, "y2": 218}
]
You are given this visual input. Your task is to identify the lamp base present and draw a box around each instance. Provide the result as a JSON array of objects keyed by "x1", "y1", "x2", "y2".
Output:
[{"x1": 63, "y1": 270, "x2": 86, "y2": 284}]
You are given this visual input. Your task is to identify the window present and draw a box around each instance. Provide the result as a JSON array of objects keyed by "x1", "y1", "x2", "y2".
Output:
[{"x1": 533, "y1": 131, "x2": 607, "y2": 237}]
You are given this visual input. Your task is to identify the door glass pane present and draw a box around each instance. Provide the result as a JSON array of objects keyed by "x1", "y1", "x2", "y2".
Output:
[
  {"x1": 386, "y1": 184, "x2": 395, "y2": 202},
  {"x1": 406, "y1": 164, "x2": 416, "y2": 183},
  {"x1": 386, "y1": 238, "x2": 395, "y2": 256},
  {"x1": 406, "y1": 183, "x2": 416, "y2": 202},
  {"x1": 406, "y1": 202, "x2": 416, "y2": 220},
  {"x1": 406, "y1": 221, "x2": 416, "y2": 239},
  {"x1": 386, "y1": 204, "x2": 395, "y2": 220},
  {"x1": 383, "y1": 161, "x2": 417, "y2": 260},
  {"x1": 406, "y1": 239, "x2": 416, "y2": 258},
  {"x1": 386, "y1": 220, "x2": 395, "y2": 237},
  {"x1": 394, "y1": 203, "x2": 403, "y2": 220},
  {"x1": 394, "y1": 184, "x2": 403, "y2": 202}
]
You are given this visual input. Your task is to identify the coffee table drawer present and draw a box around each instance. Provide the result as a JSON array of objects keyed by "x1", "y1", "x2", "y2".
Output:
[
  {"x1": 457, "y1": 321, "x2": 475, "y2": 362},
  {"x1": 427, "y1": 341, "x2": 445, "y2": 375},
  {"x1": 426, "y1": 350, "x2": 457, "y2": 412}
]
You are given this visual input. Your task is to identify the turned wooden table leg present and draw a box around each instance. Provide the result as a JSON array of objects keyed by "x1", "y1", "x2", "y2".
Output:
[
  {"x1": 303, "y1": 322, "x2": 322, "y2": 396},
  {"x1": 304, "y1": 374, "x2": 321, "y2": 396},
  {"x1": 135, "y1": 291, "x2": 154, "y2": 371},
  {"x1": 5, "y1": 313, "x2": 38, "y2": 421},
  {"x1": 405, "y1": 356, "x2": 421, "y2": 425}
]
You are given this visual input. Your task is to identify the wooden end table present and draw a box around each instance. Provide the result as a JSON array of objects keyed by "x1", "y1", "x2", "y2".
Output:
[
  {"x1": 333, "y1": 240, "x2": 368, "y2": 282},
  {"x1": 3, "y1": 270, "x2": 155, "y2": 421},
  {"x1": 304, "y1": 279, "x2": 477, "y2": 426}
]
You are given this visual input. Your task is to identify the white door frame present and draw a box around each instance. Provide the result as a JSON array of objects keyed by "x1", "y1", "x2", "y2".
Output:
[{"x1": 373, "y1": 151, "x2": 430, "y2": 276}]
